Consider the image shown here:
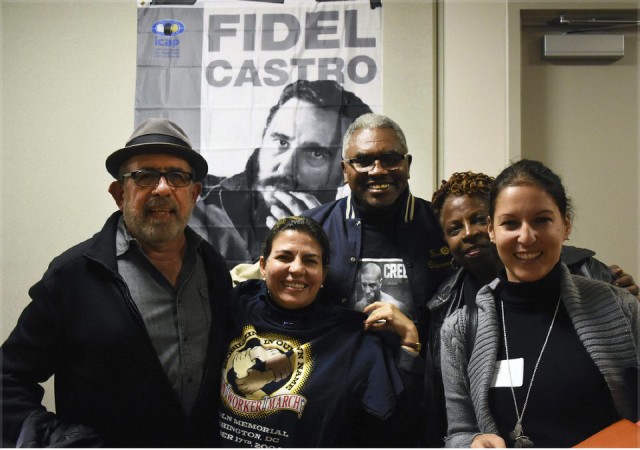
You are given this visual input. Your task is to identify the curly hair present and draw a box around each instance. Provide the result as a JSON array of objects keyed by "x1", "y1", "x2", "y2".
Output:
[{"x1": 431, "y1": 171, "x2": 495, "y2": 219}]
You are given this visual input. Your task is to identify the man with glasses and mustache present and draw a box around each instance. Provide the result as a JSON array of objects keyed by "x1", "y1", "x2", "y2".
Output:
[
  {"x1": 301, "y1": 113, "x2": 452, "y2": 446},
  {"x1": 1, "y1": 119, "x2": 232, "y2": 447},
  {"x1": 192, "y1": 80, "x2": 372, "y2": 267}
]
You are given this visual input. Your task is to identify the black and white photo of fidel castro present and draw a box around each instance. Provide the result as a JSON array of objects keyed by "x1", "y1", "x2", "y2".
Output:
[{"x1": 190, "y1": 79, "x2": 372, "y2": 267}]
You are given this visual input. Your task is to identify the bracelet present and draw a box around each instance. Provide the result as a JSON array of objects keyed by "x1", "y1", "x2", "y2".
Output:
[{"x1": 401, "y1": 341, "x2": 422, "y2": 352}]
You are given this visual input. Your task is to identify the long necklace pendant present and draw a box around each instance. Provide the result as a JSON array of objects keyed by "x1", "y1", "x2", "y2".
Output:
[
  {"x1": 510, "y1": 421, "x2": 523, "y2": 440},
  {"x1": 511, "y1": 422, "x2": 534, "y2": 448},
  {"x1": 515, "y1": 435, "x2": 534, "y2": 448}
]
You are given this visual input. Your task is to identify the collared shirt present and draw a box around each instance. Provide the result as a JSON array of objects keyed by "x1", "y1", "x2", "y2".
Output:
[{"x1": 116, "y1": 217, "x2": 211, "y2": 414}]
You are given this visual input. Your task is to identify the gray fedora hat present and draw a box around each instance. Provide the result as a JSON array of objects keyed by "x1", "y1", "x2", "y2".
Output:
[{"x1": 106, "y1": 118, "x2": 208, "y2": 181}]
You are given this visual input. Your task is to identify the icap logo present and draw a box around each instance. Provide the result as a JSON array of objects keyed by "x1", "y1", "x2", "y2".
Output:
[{"x1": 152, "y1": 20, "x2": 185, "y2": 37}]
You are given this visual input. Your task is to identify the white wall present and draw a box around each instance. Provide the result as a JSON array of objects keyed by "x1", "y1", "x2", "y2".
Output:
[
  {"x1": 520, "y1": 11, "x2": 638, "y2": 279},
  {"x1": 383, "y1": 0, "x2": 437, "y2": 200},
  {"x1": 439, "y1": 0, "x2": 509, "y2": 178}
]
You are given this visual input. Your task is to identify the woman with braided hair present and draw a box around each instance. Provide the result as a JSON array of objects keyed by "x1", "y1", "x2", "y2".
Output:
[{"x1": 424, "y1": 170, "x2": 639, "y2": 444}]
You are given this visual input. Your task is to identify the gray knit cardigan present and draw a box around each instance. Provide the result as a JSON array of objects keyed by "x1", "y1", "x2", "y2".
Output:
[{"x1": 440, "y1": 263, "x2": 639, "y2": 448}]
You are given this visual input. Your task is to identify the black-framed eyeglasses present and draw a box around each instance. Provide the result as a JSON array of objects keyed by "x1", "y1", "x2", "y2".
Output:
[
  {"x1": 344, "y1": 152, "x2": 408, "y2": 173},
  {"x1": 121, "y1": 169, "x2": 194, "y2": 188}
]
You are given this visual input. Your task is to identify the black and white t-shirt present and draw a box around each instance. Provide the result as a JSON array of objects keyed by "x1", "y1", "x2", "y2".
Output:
[{"x1": 350, "y1": 221, "x2": 415, "y2": 320}]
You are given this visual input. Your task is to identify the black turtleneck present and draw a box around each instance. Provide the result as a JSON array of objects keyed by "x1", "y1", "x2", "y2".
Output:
[
  {"x1": 352, "y1": 191, "x2": 403, "y2": 258},
  {"x1": 353, "y1": 191, "x2": 404, "y2": 260},
  {"x1": 354, "y1": 189, "x2": 406, "y2": 225},
  {"x1": 489, "y1": 262, "x2": 620, "y2": 447}
]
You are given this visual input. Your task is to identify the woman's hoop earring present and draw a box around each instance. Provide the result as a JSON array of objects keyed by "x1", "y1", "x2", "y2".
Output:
[{"x1": 451, "y1": 258, "x2": 460, "y2": 270}]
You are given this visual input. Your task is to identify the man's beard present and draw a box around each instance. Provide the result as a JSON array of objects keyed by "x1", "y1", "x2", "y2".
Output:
[{"x1": 123, "y1": 198, "x2": 189, "y2": 245}]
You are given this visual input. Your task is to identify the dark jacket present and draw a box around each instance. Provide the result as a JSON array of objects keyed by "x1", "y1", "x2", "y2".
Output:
[
  {"x1": 425, "y1": 245, "x2": 617, "y2": 445},
  {"x1": 302, "y1": 190, "x2": 453, "y2": 338},
  {"x1": 303, "y1": 190, "x2": 452, "y2": 447},
  {"x1": 1, "y1": 211, "x2": 232, "y2": 448}
]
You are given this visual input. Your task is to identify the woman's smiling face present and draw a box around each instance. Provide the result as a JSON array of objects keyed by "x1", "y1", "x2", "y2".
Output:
[
  {"x1": 489, "y1": 184, "x2": 571, "y2": 283},
  {"x1": 440, "y1": 194, "x2": 499, "y2": 276},
  {"x1": 259, "y1": 229, "x2": 326, "y2": 309}
]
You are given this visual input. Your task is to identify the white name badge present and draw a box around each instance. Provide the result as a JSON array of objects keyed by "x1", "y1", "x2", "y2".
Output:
[{"x1": 490, "y1": 358, "x2": 524, "y2": 388}]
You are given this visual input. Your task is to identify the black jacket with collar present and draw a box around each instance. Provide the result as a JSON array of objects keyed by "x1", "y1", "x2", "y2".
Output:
[
  {"x1": 302, "y1": 189, "x2": 453, "y2": 337},
  {"x1": 1, "y1": 211, "x2": 232, "y2": 448},
  {"x1": 303, "y1": 189, "x2": 453, "y2": 447}
]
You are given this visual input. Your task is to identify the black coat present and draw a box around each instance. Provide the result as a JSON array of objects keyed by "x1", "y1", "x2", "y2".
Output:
[{"x1": 1, "y1": 211, "x2": 232, "y2": 447}]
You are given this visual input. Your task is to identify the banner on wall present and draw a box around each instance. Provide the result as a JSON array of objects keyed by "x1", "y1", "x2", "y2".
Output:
[{"x1": 136, "y1": 0, "x2": 383, "y2": 266}]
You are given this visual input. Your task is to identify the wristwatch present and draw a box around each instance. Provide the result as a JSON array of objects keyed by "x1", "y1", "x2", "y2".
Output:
[{"x1": 401, "y1": 341, "x2": 422, "y2": 352}]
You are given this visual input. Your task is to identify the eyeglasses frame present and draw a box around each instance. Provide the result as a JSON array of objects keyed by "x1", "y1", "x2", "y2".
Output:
[
  {"x1": 343, "y1": 152, "x2": 409, "y2": 173},
  {"x1": 120, "y1": 169, "x2": 195, "y2": 188}
]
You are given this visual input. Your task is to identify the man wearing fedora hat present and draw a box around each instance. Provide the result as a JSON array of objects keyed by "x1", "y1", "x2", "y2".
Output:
[{"x1": 1, "y1": 118, "x2": 232, "y2": 447}]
